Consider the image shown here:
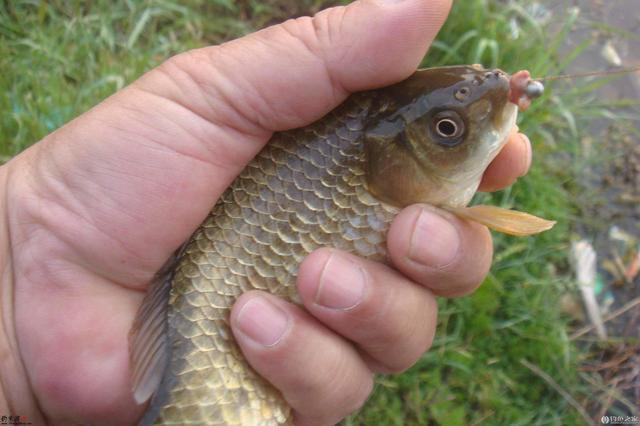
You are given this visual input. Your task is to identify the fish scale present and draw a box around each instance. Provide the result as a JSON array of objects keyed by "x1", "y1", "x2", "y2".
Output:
[
  {"x1": 132, "y1": 66, "x2": 555, "y2": 425},
  {"x1": 140, "y1": 94, "x2": 397, "y2": 425}
]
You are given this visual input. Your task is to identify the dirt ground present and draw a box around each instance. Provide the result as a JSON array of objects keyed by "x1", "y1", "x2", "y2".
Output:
[
  {"x1": 547, "y1": 0, "x2": 640, "y2": 417},
  {"x1": 559, "y1": 0, "x2": 639, "y2": 336}
]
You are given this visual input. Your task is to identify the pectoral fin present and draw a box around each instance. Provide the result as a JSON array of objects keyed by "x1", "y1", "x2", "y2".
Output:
[
  {"x1": 129, "y1": 246, "x2": 185, "y2": 405},
  {"x1": 446, "y1": 205, "x2": 556, "y2": 236}
]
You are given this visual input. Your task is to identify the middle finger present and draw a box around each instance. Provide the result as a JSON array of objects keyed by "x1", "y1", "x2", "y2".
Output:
[{"x1": 297, "y1": 248, "x2": 438, "y2": 373}]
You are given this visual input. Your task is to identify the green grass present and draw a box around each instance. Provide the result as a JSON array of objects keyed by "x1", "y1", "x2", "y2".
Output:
[{"x1": 0, "y1": 1, "x2": 627, "y2": 424}]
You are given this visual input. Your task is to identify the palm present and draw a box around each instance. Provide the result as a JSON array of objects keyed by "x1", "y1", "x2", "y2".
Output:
[
  {"x1": 10, "y1": 85, "x2": 232, "y2": 424},
  {"x1": 3, "y1": 3, "x2": 528, "y2": 423},
  {"x1": 9, "y1": 31, "x2": 378, "y2": 423}
]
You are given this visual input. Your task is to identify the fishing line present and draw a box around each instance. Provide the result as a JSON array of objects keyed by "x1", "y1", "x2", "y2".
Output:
[{"x1": 537, "y1": 65, "x2": 640, "y2": 82}]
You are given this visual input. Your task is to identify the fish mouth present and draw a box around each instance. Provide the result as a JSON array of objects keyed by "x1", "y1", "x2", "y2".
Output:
[
  {"x1": 508, "y1": 70, "x2": 545, "y2": 111},
  {"x1": 483, "y1": 68, "x2": 511, "y2": 96}
]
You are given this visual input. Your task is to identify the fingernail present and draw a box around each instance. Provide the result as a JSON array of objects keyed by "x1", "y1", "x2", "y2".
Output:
[
  {"x1": 519, "y1": 133, "x2": 532, "y2": 176},
  {"x1": 236, "y1": 297, "x2": 289, "y2": 347},
  {"x1": 408, "y1": 208, "x2": 460, "y2": 268},
  {"x1": 315, "y1": 252, "x2": 367, "y2": 310}
]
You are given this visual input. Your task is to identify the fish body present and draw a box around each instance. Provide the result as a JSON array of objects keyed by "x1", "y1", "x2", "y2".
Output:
[{"x1": 130, "y1": 66, "x2": 521, "y2": 425}]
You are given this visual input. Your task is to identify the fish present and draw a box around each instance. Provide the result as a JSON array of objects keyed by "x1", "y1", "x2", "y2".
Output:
[{"x1": 128, "y1": 65, "x2": 554, "y2": 425}]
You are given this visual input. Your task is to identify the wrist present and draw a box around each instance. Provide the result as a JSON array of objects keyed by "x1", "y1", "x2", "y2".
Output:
[{"x1": 0, "y1": 162, "x2": 46, "y2": 424}]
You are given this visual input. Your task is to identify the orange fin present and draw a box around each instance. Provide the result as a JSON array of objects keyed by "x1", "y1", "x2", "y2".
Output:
[{"x1": 446, "y1": 205, "x2": 556, "y2": 236}]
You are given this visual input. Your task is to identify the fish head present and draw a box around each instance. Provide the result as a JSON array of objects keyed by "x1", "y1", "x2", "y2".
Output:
[{"x1": 363, "y1": 65, "x2": 518, "y2": 208}]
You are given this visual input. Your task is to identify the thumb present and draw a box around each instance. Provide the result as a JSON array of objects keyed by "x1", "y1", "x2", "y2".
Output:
[
  {"x1": 12, "y1": 0, "x2": 452, "y2": 284},
  {"x1": 151, "y1": 0, "x2": 453, "y2": 132}
]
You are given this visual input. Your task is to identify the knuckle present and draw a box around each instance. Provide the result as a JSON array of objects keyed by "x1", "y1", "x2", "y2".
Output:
[
  {"x1": 290, "y1": 5, "x2": 348, "y2": 52},
  {"x1": 279, "y1": 16, "x2": 324, "y2": 60},
  {"x1": 376, "y1": 327, "x2": 433, "y2": 374},
  {"x1": 344, "y1": 372, "x2": 374, "y2": 414},
  {"x1": 277, "y1": 13, "x2": 345, "y2": 101},
  {"x1": 363, "y1": 289, "x2": 437, "y2": 374},
  {"x1": 291, "y1": 349, "x2": 371, "y2": 421},
  {"x1": 325, "y1": 370, "x2": 373, "y2": 420}
]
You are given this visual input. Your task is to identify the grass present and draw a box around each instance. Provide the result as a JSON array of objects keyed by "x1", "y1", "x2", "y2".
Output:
[{"x1": 1, "y1": 0, "x2": 631, "y2": 424}]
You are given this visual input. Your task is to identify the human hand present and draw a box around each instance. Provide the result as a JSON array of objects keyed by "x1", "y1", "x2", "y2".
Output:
[{"x1": 0, "y1": 0, "x2": 532, "y2": 424}]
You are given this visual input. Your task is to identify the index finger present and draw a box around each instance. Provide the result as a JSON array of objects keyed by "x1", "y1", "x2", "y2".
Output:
[{"x1": 478, "y1": 129, "x2": 532, "y2": 192}]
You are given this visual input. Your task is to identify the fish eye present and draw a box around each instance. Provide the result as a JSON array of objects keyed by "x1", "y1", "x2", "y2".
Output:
[
  {"x1": 436, "y1": 119, "x2": 458, "y2": 137},
  {"x1": 455, "y1": 86, "x2": 471, "y2": 101},
  {"x1": 430, "y1": 111, "x2": 465, "y2": 147}
]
